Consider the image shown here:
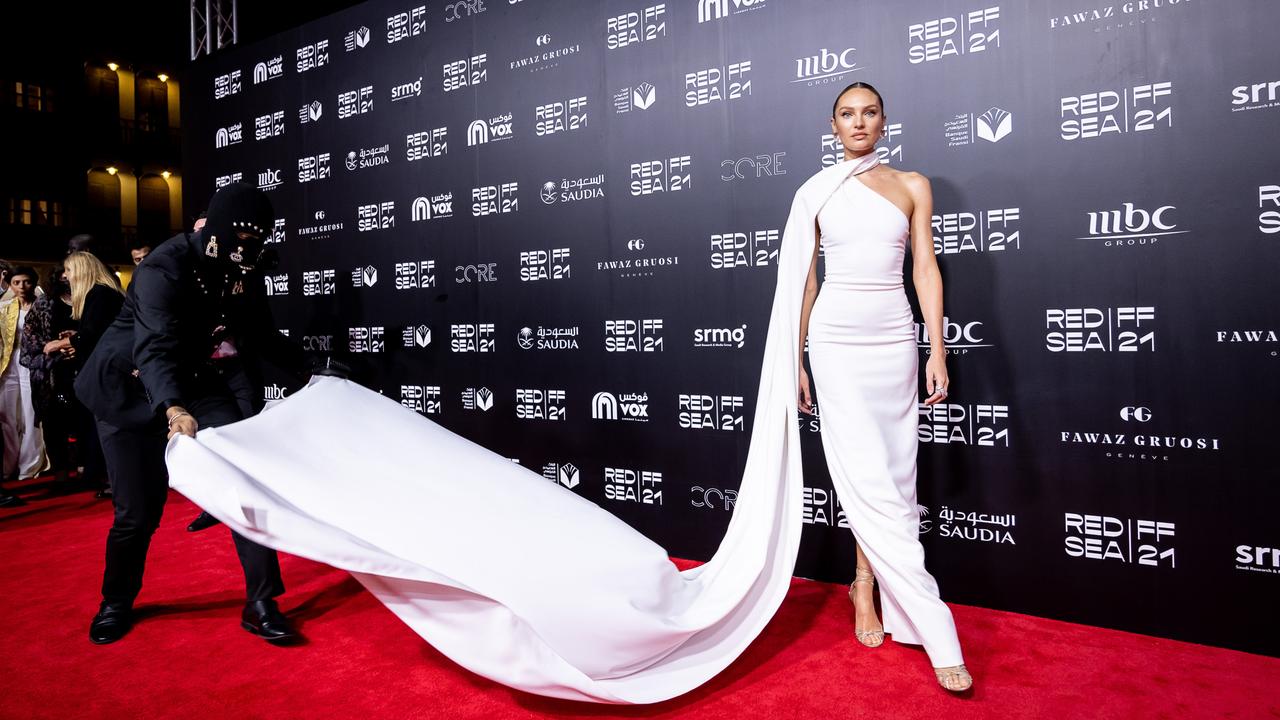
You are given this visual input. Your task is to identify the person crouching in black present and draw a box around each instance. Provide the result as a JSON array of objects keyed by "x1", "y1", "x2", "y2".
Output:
[{"x1": 75, "y1": 182, "x2": 307, "y2": 645}]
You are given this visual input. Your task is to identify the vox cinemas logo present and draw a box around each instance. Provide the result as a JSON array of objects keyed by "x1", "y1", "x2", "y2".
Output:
[
  {"x1": 395, "y1": 260, "x2": 437, "y2": 290},
  {"x1": 402, "y1": 324, "x2": 432, "y2": 349},
  {"x1": 821, "y1": 123, "x2": 904, "y2": 167},
  {"x1": 518, "y1": 326, "x2": 580, "y2": 350},
  {"x1": 297, "y1": 209, "x2": 344, "y2": 240},
  {"x1": 793, "y1": 47, "x2": 861, "y2": 86},
  {"x1": 264, "y1": 274, "x2": 289, "y2": 296},
  {"x1": 257, "y1": 168, "x2": 283, "y2": 192},
  {"x1": 1065, "y1": 513, "x2": 1175, "y2": 568},
  {"x1": 803, "y1": 486, "x2": 849, "y2": 528},
  {"x1": 685, "y1": 61, "x2": 752, "y2": 107},
  {"x1": 534, "y1": 97, "x2": 587, "y2": 137},
  {"x1": 302, "y1": 269, "x2": 336, "y2": 296},
  {"x1": 919, "y1": 403, "x2": 1010, "y2": 446},
  {"x1": 299, "y1": 100, "x2": 323, "y2": 124},
  {"x1": 467, "y1": 113, "x2": 514, "y2": 146},
  {"x1": 1046, "y1": 306, "x2": 1156, "y2": 352},
  {"x1": 516, "y1": 389, "x2": 567, "y2": 421},
  {"x1": 253, "y1": 56, "x2": 284, "y2": 84},
  {"x1": 451, "y1": 324, "x2": 496, "y2": 352},
  {"x1": 630, "y1": 156, "x2": 691, "y2": 196},
  {"x1": 1060, "y1": 82, "x2": 1172, "y2": 141},
  {"x1": 444, "y1": 54, "x2": 487, "y2": 92},
  {"x1": 254, "y1": 111, "x2": 285, "y2": 141},
  {"x1": 412, "y1": 193, "x2": 453, "y2": 221},
  {"x1": 694, "y1": 325, "x2": 747, "y2": 349},
  {"x1": 907, "y1": 7, "x2": 1001, "y2": 64},
  {"x1": 607, "y1": 4, "x2": 666, "y2": 49},
  {"x1": 698, "y1": 0, "x2": 766, "y2": 23},
  {"x1": 944, "y1": 106, "x2": 1013, "y2": 147},
  {"x1": 1236, "y1": 545, "x2": 1280, "y2": 575},
  {"x1": 350, "y1": 264, "x2": 378, "y2": 289},
  {"x1": 348, "y1": 326, "x2": 385, "y2": 353},
  {"x1": 406, "y1": 127, "x2": 449, "y2": 161},
  {"x1": 605, "y1": 468, "x2": 663, "y2": 505},
  {"x1": 1231, "y1": 78, "x2": 1280, "y2": 113},
  {"x1": 1258, "y1": 184, "x2": 1280, "y2": 234},
  {"x1": 1060, "y1": 405, "x2": 1221, "y2": 461},
  {"x1": 345, "y1": 144, "x2": 390, "y2": 171},
  {"x1": 592, "y1": 391, "x2": 650, "y2": 422},
  {"x1": 215, "y1": 122, "x2": 243, "y2": 148},
  {"x1": 401, "y1": 385, "x2": 442, "y2": 415},
  {"x1": 215, "y1": 172, "x2": 243, "y2": 189},
  {"x1": 214, "y1": 69, "x2": 241, "y2": 99},
  {"x1": 605, "y1": 319, "x2": 664, "y2": 352},
  {"x1": 679, "y1": 394, "x2": 745, "y2": 431},
  {"x1": 710, "y1": 230, "x2": 780, "y2": 269},
  {"x1": 387, "y1": 5, "x2": 427, "y2": 43},
  {"x1": 519, "y1": 248, "x2": 571, "y2": 282},
  {"x1": 933, "y1": 207, "x2": 1021, "y2": 254},
  {"x1": 471, "y1": 182, "x2": 518, "y2": 216},
  {"x1": 461, "y1": 386, "x2": 494, "y2": 411},
  {"x1": 338, "y1": 86, "x2": 374, "y2": 119},
  {"x1": 296, "y1": 39, "x2": 330, "y2": 73},
  {"x1": 542, "y1": 462, "x2": 579, "y2": 489},
  {"x1": 345, "y1": 25, "x2": 371, "y2": 51},
  {"x1": 391, "y1": 76, "x2": 423, "y2": 103},
  {"x1": 297, "y1": 153, "x2": 332, "y2": 184},
  {"x1": 613, "y1": 82, "x2": 656, "y2": 113},
  {"x1": 1078, "y1": 203, "x2": 1187, "y2": 247},
  {"x1": 357, "y1": 201, "x2": 395, "y2": 232},
  {"x1": 916, "y1": 317, "x2": 992, "y2": 354}
]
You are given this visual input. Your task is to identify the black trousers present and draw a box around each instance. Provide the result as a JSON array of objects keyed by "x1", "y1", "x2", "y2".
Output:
[{"x1": 97, "y1": 370, "x2": 283, "y2": 606}]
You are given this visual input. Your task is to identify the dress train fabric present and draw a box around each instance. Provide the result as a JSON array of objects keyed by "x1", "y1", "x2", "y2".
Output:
[
  {"x1": 165, "y1": 153, "x2": 903, "y2": 704},
  {"x1": 809, "y1": 174, "x2": 964, "y2": 668}
]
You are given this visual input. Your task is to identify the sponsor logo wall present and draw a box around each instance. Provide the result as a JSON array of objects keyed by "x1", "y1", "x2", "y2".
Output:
[{"x1": 185, "y1": 0, "x2": 1280, "y2": 657}]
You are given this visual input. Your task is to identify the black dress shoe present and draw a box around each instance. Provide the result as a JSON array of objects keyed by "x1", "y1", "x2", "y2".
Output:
[
  {"x1": 186, "y1": 511, "x2": 221, "y2": 532},
  {"x1": 89, "y1": 601, "x2": 134, "y2": 644},
  {"x1": 241, "y1": 599, "x2": 298, "y2": 643},
  {"x1": 0, "y1": 491, "x2": 25, "y2": 508},
  {"x1": 94, "y1": 487, "x2": 113, "y2": 500}
]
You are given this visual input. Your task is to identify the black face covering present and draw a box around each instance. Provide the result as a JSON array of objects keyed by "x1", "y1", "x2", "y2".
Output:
[{"x1": 196, "y1": 182, "x2": 275, "y2": 275}]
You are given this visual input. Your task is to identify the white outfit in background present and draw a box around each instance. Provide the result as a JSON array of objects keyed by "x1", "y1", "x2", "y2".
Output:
[{"x1": 1, "y1": 306, "x2": 47, "y2": 480}]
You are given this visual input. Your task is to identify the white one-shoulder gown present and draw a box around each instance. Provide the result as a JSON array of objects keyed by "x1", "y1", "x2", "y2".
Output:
[
  {"x1": 163, "y1": 153, "x2": 957, "y2": 704},
  {"x1": 809, "y1": 173, "x2": 964, "y2": 668}
]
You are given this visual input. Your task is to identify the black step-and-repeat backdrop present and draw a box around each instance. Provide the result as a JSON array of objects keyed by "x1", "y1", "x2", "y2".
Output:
[{"x1": 184, "y1": 0, "x2": 1280, "y2": 657}]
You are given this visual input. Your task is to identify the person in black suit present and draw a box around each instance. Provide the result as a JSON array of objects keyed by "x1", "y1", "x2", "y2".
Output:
[{"x1": 75, "y1": 183, "x2": 307, "y2": 645}]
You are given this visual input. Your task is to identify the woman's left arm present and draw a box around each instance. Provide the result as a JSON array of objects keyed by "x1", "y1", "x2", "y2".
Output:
[{"x1": 907, "y1": 173, "x2": 948, "y2": 405}]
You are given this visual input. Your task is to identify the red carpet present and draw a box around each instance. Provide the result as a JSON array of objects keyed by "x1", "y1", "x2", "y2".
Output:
[{"x1": 2, "y1": 477, "x2": 1276, "y2": 720}]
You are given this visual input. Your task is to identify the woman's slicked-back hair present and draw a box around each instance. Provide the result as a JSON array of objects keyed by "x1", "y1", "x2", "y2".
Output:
[{"x1": 832, "y1": 81, "x2": 885, "y2": 117}]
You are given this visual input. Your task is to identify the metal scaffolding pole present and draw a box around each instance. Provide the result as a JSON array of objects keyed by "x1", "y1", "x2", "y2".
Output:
[{"x1": 191, "y1": 0, "x2": 238, "y2": 61}]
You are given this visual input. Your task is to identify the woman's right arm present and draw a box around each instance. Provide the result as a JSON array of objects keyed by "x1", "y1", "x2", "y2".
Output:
[{"x1": 797, "y1": 219, "x2": 821, "y2": 414}]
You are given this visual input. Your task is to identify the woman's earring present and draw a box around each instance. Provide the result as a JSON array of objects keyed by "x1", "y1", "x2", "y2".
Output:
[{"x1": 205, "y1": 235, "x2": 219, "y2": 258}]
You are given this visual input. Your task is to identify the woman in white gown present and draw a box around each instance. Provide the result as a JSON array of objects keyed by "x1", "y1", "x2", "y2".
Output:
[
  {"x1": 798, "y1": 82, "x2": 970, "y2": 691},
  {"x1": 161, "y1": 89, "x2": 972, "y2": 702}
]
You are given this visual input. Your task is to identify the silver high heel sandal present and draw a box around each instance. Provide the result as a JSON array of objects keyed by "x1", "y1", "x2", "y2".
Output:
[
  {"x1": 934, "y1": 664, "x2": 973, "y2": 692},
  {"x1": 848, "y1": 567, "x2": 884, "y2": 648}
]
